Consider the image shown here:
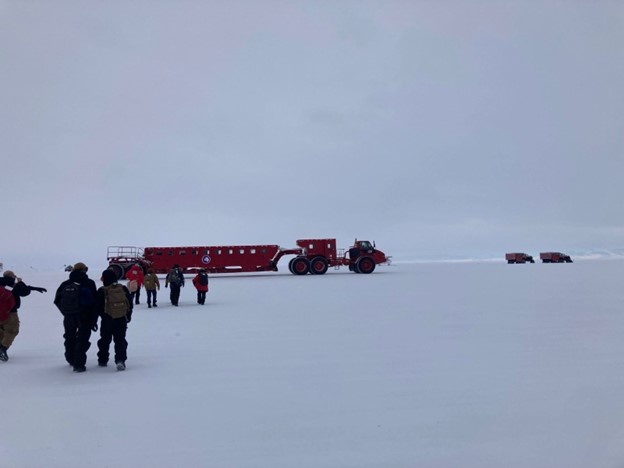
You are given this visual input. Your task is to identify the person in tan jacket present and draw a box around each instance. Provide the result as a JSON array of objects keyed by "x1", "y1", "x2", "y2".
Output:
[{"x1": 143, "y1": 268, "x2": 160, "y2": 308}]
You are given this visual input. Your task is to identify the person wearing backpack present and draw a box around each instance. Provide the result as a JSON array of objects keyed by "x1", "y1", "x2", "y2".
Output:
[
  {"x1": 53, "y1": 262, "x2": 98, "y2": 372},
  {"x1": 125, "y1": 264, "x2": 145, "y2": 305},
  {"x1": 0, "y1": 270, "x2": 47, "y2": 362},
  {"x1": 143, "y1": 268, "x2": 160, "y2": 308},
  {"x1": 191, "y1": 269, "x2": 209, "y2": 305},
  {"x1": 165, "y1": 264, "x2": 184, "y2": 307},
  {"x1": 96, "y1": 268, "x2": 133, "y2": 371}
]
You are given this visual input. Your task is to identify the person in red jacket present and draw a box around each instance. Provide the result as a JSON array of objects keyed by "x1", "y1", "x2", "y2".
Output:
[
  {"x1": 1, "y1": 270, "x2": 47, "y2": 362},
  {"x1": 125, "y1": 264, "x2": 145, "y2": 305},
  {"x1": 192, "y1": 269, "x2": 209, "y2": 305}
]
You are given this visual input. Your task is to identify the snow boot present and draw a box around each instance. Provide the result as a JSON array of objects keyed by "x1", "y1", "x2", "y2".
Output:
[
  {"x1": 0, "y1": 345, "x2": 8, "y2": 362},
  {"x1": 116, "y1": 361, "x2": 126, "y2": 371}
]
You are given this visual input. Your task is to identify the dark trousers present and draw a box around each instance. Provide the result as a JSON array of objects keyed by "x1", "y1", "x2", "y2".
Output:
[
  {"x1": 63, "y1": 313, "x2": 92, "y2": 367},
  {"x1": 197, "y1": 291, "x2": 207, "y2": 304},
  {"x1": 97, "y1": 315, "x2": 128, "y2": 364},
  {"x1": 169, "y1": 284, "x2": 181, "y2": 306},
  {"x1": 146, "y1": 289, "x2": 157, "y2": 306},
  {"x1": 130, "y1": 285, "x2": 141, "y2": 304}
]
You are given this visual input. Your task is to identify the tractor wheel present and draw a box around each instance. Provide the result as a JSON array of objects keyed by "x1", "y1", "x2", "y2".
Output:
[
  {"x1": 109, "y1": 264, "x2": 125, "y2": 280},
  {"x1": 288, "y1": 258, "x2": 296, "y2": 274},
  {"x1": 310, "y1": 256, "x2": 329, "y2": 275},
  {"x1": 356, "y1": 256, "x2": 376, "y2": 274},
  {"x1": 291, "y1": 257, "x2": 310, "y2": 275}
]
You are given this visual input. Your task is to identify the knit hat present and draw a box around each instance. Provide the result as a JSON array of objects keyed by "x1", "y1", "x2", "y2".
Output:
[
  {"x1": 3, "y1": 270, "x2": 16, "y2": 278},
  {"x1": 101, "y1": 269, "x2": 118, "y2": 287},
  {"x1": 73, "y1": 262, "x2": 88, "y2": 272}
]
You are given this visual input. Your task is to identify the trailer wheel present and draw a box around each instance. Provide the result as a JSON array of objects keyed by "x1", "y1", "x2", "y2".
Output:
[
  {"x1": 310, "y1": 257, "x2": 329, "y2": 275},
  {"x1": 356, "y1": 256, "x2": 376, "y2": 274},
  {"x1": 109, "y1": 264, "x2": 125, "y2": 280},
  {"x1": 291, "y1": 257, "x2": 310, "y2": 275}
]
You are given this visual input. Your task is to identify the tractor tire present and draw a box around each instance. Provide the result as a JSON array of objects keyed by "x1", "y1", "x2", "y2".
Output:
[
  {"x1": 288, "y1": 258, "x2": 296, "y2": 274},
  {"x1": 356, "y1": 256, "x2": 376, "y2": 274},
  {"x1": 109, "y1": 264, "x2": 125, "y2": 280},
  {"x1": 291, "y1": 257, "x2": 310, "y2": 275},
  {"x1": 310, "y1": 256, "x2": 329, "y2": 275}
]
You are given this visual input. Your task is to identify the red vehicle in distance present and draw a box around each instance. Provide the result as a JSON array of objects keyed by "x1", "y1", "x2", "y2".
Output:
[
  {"x1": 505, "y1": 253, "x2": 535, "y2": 264},
  {"x1": 539, "y1": 252, "x2": 573, "y2": 263}
]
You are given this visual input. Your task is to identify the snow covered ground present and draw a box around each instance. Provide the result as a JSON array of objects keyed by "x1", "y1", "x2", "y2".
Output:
[{"x1": 2, "y1": 259, "x2": 624, "y2": 468}]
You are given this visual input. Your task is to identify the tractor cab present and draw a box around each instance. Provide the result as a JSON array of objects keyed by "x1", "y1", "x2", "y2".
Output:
[
  {"x1": 355, "y1": 240, "x2": 374, "y2": 252},
  {"x1": 346, "y1": 239, "x2": 389, "y2": 274},
  {"x1": 348, "y1": 239, "x2": 375, "y2": 262}
]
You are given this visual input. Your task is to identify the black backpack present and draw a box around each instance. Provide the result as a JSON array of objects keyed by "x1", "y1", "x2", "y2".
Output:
[
  {"x1": 59, "y1": 282, "x2": 82, "y2": 315},
  {"x1": 199, "y1": 273, "x2": 208, "y2": 286},
  {"x1": 169, "y1": 269, "x2": 181, "y2": 285}
]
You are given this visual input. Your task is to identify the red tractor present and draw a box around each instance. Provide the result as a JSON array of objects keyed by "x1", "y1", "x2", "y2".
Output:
[
  {"x1": 107, "y1": 238, "x2": 390, "y2": 278},
  {"x1": 539, "y1": 252, "x2": 573, "y2": 263},
  {"x1": 286, "y1": 239, "x2": 388, "y2": 275},
  {"x1": 505, "y1": 253, "x2": 535, "y2": 264}
]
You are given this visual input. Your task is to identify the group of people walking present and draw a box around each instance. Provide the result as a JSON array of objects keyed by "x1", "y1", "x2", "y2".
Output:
[
  {"x1": 123, "y1": 263, "x2": 209, "y2": 307},
  {"x1": 0, "y1": 262, "x2": 209, "y2": 371}
]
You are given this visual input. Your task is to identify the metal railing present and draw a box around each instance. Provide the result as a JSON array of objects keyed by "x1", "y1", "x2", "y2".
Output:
[{"x1": 107, "y1": 246, "x2": 144, "y2": 260}]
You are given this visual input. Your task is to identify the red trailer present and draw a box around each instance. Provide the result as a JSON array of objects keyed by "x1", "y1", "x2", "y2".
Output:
[
  {"x1": 107, "y1": 238, "x2": 390, "y2": 279},
  {"x1": 539, "y1": 252, "x2": 573, "y2": 263},
  {"x1": 505, "y1": 253, "x2": 535, "y2": 264}
]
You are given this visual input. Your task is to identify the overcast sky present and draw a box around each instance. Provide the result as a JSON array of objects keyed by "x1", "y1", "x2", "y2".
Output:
[{"x1": 1, "y1": 1, "x2": 623, "y2": 269}]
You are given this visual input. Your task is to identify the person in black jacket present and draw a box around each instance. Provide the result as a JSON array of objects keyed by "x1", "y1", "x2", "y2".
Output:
[
  {"x1": 96, "y1": 268, "x2": 133, "y2": 371},
  {"x1": 165, "y1": 264, "x2": 184, "y2": 306},
  {"x1": 0, "y1": 270, "x2": 47, "y2": 362},
  {"x1": 53, "y1": 262, "x2": 98, "y2": 372}
]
